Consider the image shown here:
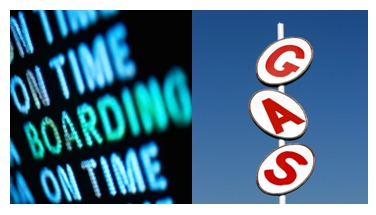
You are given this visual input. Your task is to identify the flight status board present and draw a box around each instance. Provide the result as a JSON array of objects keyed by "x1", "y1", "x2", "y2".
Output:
[{"x1": 10, "y1": 10, "x2": 192, "y2": 204}]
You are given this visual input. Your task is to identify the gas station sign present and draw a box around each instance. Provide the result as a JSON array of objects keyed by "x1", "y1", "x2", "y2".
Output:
[{"x1": 249, "y1": 27, "x2": 315, "y2": 202}]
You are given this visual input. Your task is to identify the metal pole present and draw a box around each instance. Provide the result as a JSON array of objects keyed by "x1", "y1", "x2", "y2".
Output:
[
  {"x1": 277, "y1": 22, "x2": 286, "y2": 204},
  {"x1": 280, "y1": 195, "x2": 286, "y2": 204},
  {"x1": 277, "y1": 22, "x2": 285, "y2": 93}
]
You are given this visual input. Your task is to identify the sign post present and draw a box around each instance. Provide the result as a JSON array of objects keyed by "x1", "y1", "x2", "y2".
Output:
[{"x1": 277, "y1": 22, "x2": 286, "y2": 204}]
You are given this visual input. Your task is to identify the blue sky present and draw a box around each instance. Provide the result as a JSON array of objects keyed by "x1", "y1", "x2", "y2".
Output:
[{"x1": 192, "y1": 10, "x2": 368, "y2": 204}]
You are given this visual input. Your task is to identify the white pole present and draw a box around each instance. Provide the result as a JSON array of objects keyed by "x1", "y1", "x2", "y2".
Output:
[
  {"x1": 277, "y1": 22, "x2": 284, "y2": 39},
  {"x1": 280, "y1": 195, "x2": 286, "y2": 204},
  {"x1": 277, "y1": 22, "x2": 286, "y2": 205},
  {"x1": 277, "y1": 22, "x2": 285, "y2": 93}
]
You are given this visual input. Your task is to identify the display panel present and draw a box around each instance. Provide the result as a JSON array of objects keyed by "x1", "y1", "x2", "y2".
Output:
[{"x1": 10, "y1": 10, "x2": 192, "y2": 204}]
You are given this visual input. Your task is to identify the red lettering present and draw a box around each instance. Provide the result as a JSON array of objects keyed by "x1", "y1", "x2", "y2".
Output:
[
  {"x1": 264, "y1": 151, "x2": 308, "y2": 185},
  {"x1": 265, "y1": 45, "x2": 304, "y2": 77},
  {"x1": 262, "y1": 98, "x2": 305, "y2": 134}
]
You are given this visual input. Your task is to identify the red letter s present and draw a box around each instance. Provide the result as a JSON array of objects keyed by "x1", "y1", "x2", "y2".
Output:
[{"x1": 264, "y1": 151, "x2": 308, "y2": 185}]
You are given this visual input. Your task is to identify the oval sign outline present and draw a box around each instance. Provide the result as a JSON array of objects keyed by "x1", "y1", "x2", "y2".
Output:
[
  {"x1": 248, "y1": 89, "x2": 308, "y2": 140},
  {"x1": 256, "y1": 143, "x2": 316, "y2": 196},
  {"x1": 256, "y1": 37, "x2": 314, "y2": 86}
]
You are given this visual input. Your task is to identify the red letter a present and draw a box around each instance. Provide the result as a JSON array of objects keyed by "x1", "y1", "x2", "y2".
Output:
[{"x1": 262, "y1": 98, "x2": 305, "y2": 134}]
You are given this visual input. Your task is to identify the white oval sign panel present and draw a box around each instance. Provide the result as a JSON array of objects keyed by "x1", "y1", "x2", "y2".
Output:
[
  {"x1": 256, "y1": 37, "x2": 313, "y2": 86},
  {"x1": 249, "y1": 89, "x2": 307, "y2": 140},
  {"x1": 256, "y1": 144, "x2": 315, "y2": 195}
]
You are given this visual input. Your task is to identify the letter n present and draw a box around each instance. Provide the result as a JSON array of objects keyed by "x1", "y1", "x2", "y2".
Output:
[{"x1": 26, "y1": 66, "x2": 50, "y2": 109}]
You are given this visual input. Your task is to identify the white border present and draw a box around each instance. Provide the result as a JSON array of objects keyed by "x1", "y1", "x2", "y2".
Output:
[{"x1": 3, "y1": 2, "x2": 374, "y2": 215}]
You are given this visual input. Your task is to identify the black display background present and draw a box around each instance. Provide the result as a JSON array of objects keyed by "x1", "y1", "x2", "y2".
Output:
[{"x1": 10, "y1": 10, "x2": 192, "y2": 204}]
